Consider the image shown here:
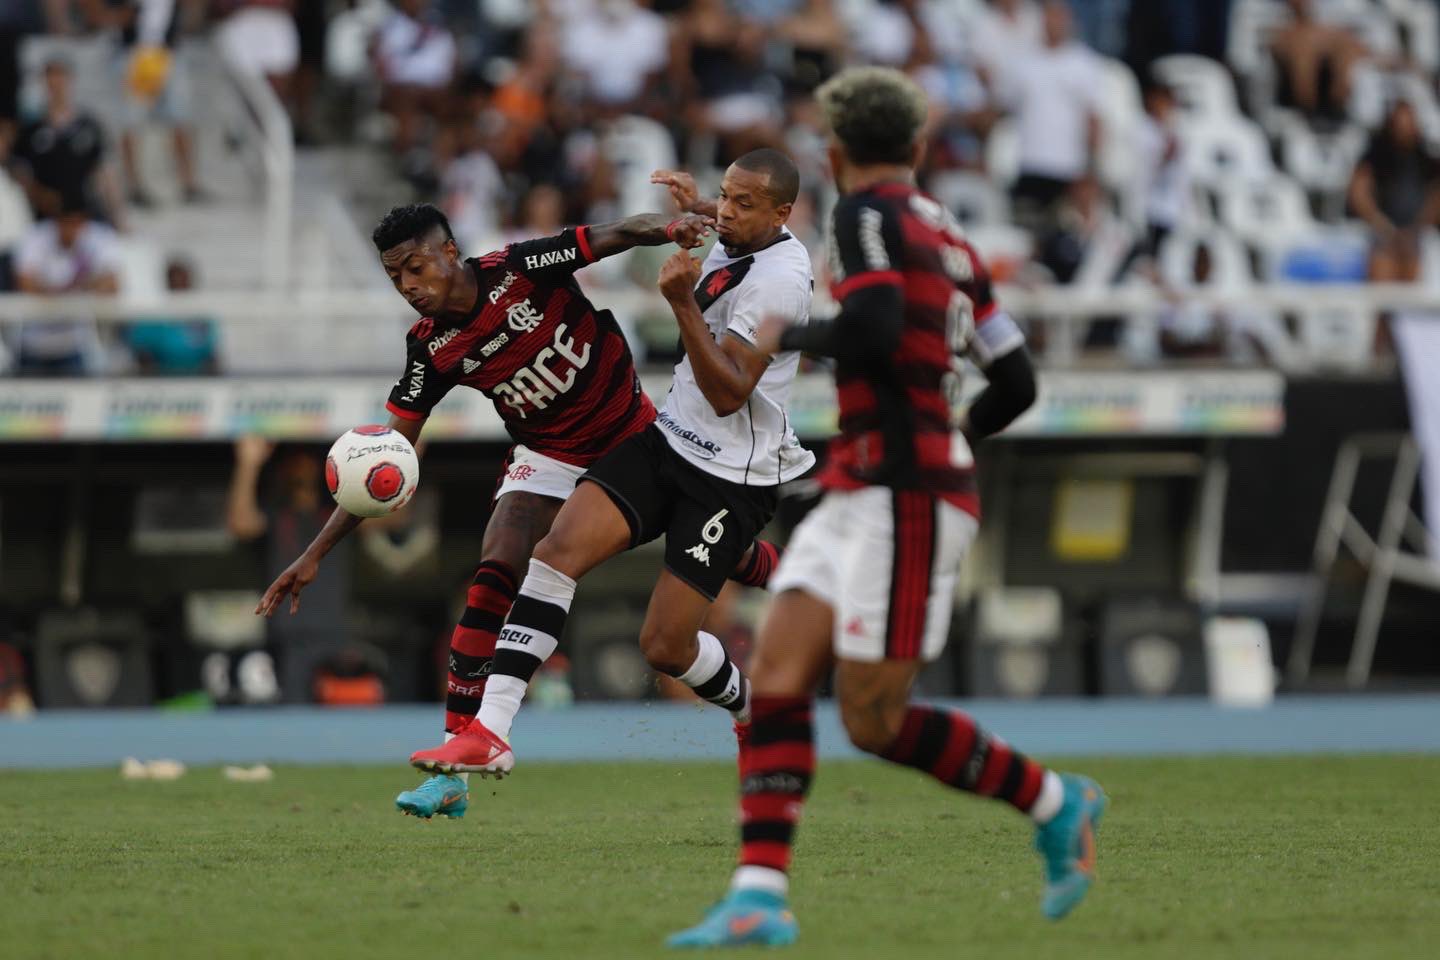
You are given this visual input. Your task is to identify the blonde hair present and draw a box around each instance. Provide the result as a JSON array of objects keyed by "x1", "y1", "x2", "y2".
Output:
[{"x1": 816, "y1": 67, "x2": 928, "y2": 165}]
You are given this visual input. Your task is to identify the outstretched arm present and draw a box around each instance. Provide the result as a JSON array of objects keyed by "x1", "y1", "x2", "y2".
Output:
[
  {"x1": 584, "y1": 212, "x2": 716, "y2": 260},
  {"x1": 255, "y1": 413, "x2": 424, "y2": 616}
]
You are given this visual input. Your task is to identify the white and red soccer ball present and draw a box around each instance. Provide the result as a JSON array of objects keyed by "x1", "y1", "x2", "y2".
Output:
[{"x1": 325, "y1": 425, "x2": 420, "y2": 518}]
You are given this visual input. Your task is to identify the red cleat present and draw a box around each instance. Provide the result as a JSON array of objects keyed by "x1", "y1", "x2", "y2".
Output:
[{"x1": 409, "y1": 718, "x2": 515, "y2": 778}]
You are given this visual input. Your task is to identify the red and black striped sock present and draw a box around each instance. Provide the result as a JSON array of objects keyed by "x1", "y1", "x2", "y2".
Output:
[
  {"x1": 443, "y1": 560, "x2": 518, "y2": 734},
  {"x1": 738, "y1": 696, "x2": 815, "y2": 876},
  {"x1": 880, "y1": 705, "x2": 1048, "y2": 815},
  {"x1": 730, "y1": 540, "x2": 782, "y2": 589}
]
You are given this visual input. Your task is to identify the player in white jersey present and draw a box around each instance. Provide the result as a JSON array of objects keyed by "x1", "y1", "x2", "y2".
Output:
[{"x1": 409, "y1": 149, "x2": 815, "y2": 776}]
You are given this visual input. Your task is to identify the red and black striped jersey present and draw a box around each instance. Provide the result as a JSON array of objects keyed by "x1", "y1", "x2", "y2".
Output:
[
  {"x1": 818, "y1": 183, "x2": 1024, "y2": 517},
  {"x1": 385, "y1": 226, "x2": 656, "y2": 465}
]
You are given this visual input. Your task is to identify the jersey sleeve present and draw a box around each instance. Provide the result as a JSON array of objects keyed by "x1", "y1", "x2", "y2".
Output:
[
  {"x1": 727, "y1": 265, "x2": 811, "y2": 351},
  {"x1": 962, "y1": 241, "x2": 1026, "y2": 368},
  {"x1": 385, "y1": 330, "x2": 457, "y2": 421},
  {"x1": 502, "y1": 226, "x2": 598, "y2": 277}
]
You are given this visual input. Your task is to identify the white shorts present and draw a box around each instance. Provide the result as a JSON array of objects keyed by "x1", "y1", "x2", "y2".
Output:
[
  {"x1": 493, "y1": 445, "x2": 587, "y2": 502},
  {"x1": 218, "y1": 9, "x2": 300, "y2": 78},
  {"x1": 771, "y1": 487, "x2": 979, "y2": 663}
]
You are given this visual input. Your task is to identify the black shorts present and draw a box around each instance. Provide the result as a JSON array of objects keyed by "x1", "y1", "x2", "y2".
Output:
[{"x1": 581, "y1": 425, "x2": 778, "y2": 600}]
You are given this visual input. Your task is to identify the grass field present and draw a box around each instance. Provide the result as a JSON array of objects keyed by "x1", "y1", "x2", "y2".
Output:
[{"x1": 3, "y1": 756, "x2": 1438, "y2": 960}]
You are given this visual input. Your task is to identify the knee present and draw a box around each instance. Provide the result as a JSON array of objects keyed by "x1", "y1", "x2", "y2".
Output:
[
  {"x1": 639, "y1": 625, "x2": 697, "y2": 677},
  {"x1": 839, "y1": 698, "x2": 905, "y2": 756}
]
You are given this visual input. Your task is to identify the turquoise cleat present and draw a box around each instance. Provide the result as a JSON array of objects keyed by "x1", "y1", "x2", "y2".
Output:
[
  {"x1": 1035, "y1": 773, "x2": 1108, "y2": 920},
  {"x1": 666, "y1": 889, "x2": 798, "y2": 949},
  {"x1": 395, "y1": 774, "x2": 469, "y2": 820}
]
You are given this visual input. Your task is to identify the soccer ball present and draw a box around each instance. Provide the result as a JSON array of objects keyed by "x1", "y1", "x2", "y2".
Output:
[{"x1": 325, "y1": 425, "x2": 420, "y2": 518}]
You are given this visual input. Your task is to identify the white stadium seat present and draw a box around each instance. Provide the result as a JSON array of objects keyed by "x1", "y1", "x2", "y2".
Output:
[{"x1": 1153, "y1": 54, "x2": 1242, "y2": 120}]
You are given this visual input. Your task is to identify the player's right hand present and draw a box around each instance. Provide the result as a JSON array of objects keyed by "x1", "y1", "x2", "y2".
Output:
[
  {"x1": 256, "y1": 554, "x2": 319, "y2": 617},
  {"x1": 667, "y1": 213, "x2": 716, "y2": 250},
  {"x1": 651, "y1": 169, "x2": 700, "y2": 213}
]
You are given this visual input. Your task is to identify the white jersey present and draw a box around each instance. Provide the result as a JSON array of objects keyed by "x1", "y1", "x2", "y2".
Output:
[{"x1": 656, "y1": 228, "x2": 816, "y2": 486}]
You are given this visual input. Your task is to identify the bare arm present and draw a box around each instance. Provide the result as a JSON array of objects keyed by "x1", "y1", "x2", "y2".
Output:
[
  {"x1": 584, "y1": 211, "x2": 714, "y2": 260},
  {"x1": 226, "y1": 436, "x2": 273, "y2": 541},
  {"x1": 657, "y1": 250, "x2": 769, "y2": 417},
  {"x1": 255, "y1": 413, "x2": 424, "y2": 616}
]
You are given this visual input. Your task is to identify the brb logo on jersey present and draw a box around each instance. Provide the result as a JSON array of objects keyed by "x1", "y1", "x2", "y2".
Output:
[{"x1": 507, "y1": 299, "x2": 543, "y2": 334}]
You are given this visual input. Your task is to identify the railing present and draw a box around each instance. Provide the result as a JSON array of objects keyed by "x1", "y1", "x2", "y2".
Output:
[
  {"x1": 0, "y1": 282, "x2": 1436, "y2": 375},
  {"x1": 216, "y1": 48, "x2": 293, "y2": 291}
]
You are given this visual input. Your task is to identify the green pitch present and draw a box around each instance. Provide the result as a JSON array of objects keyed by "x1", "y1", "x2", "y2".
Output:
[{"x1": 2, "y1": 756, "x2": 1438, "y2": 960}]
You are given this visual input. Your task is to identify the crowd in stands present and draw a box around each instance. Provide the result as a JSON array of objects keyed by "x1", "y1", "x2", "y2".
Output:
[{"x1": 2, "y1": 0, "x2": 1440, "y2": 376}]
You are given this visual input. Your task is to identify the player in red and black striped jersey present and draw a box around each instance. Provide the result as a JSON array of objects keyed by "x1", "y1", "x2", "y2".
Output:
[
  {"x1": 670, "y1": 68, "x2": 1108, "y2": 949},
  {"x1": 253, "y1": 203, "x2": 787, "y2": 820}
]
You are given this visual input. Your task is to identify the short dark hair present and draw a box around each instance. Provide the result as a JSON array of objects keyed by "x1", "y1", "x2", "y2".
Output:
[
  {"x1": 732, "y1": 148, "x2": 800, "y2": 206},
  {"x1": 816, "y1": 67, "x2": 928, "y2": 165},
  {"x1": 372, "y1": 203, "x2": 455, "y2": 253}
]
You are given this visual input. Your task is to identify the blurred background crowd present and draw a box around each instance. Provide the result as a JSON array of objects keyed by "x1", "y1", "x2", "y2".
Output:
[{"x1": 3, "y1": 0, "x2": 1440, "y2": 374}]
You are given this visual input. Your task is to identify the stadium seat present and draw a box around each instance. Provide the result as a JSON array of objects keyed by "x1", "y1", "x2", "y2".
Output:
[
  {"x1": 1219, "y1": 174, "x2": 1317, "y2": 279},
  {"x1": 1226, "y1": 0, "x2": 1289, "y2": 80},
  {"x1": 928, "y1": 171, "x2": 1009, "y2": 228},
  {"x1": 1275, "y1": 114, "x2": 1368, "y2": 216},
  {"x1": 1152, "y1": 54, "x2": 1242, "y2": 120},
  {"x1": 1096, "y1": 58, "x2": 1145, "y2": 225},
  {"x1": 963, "y1": 223, "x2": 1034, "y2": 282},
  {"x1": 600, "y1": 115, "x2": 679, "y2": 222},
  {"x1": 1158, "y1": 228, "x2": 1252, "y2": 291},
  {"x1": 1177, "y1": 113, "x2": 1275, "y2": 193}
]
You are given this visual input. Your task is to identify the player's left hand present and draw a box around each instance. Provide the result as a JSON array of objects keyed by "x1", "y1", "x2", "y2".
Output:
[
  {"x1": 666, "y1": 213, "x2": 716, "y2": 249},
  {"x1": 754, "y1": 314, "x2": 791, "y2": 355},
  {"x1": 658, "y1": 249, "x2": 703, "y2": 303}
]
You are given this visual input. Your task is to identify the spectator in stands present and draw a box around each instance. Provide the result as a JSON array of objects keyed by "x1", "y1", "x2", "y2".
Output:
[
  {"x1": 9, "y1": 57, "x2": 126, "y2": 230},
  {"x1": 441, "y1": 116, "x2": 504, "y2": 254},
  {"x1": 0, "y1": 121, "x2": 32, "y2": 271},
  {"x1": 1135, "y1": 79, "x2": 1188, "y2": 260},
  {"x1": 373, "y1": 0, "x2": 458, "y2": 157},
  {"x1": 227, "y1": 435, "x2": 354, "y2": 704},
  {"x1": 1348, "y1": 97, "x2": 1440, "y2": 283},
  {"x1": 969, "y1": 0, "x2": 1042, "y2": 104},
  {"x1": 9, "y1": 197, "x2": 120, "y2": 375},
  {"x1": 560, "y1": 0, "x2": 670, "y2": 114},
  {"x1": 679, "y1": 0, "x2": 781, "y2": 160},
  {"x1": 77, "y1": 0, "x2": 204, "y2": 207},
  {"x1": 1269, "y1": 0, "x2": 1368, "y2": 129},
  {"x1": 216, "y1": 0, "x2": 300, "y2": 123},
  {"x1": 121, "y1": 257, "x2": 220, "y2": 374},
  {"x1": 776, "y1": 0, "x2": 844, "y2": 95},
  {"x1": 1007, "y1": 0, "x2": 1104, "y2": 234}
]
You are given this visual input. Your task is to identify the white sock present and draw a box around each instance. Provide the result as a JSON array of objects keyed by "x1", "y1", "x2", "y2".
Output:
[
  {"x1": 1030, "y1": 771, "x2": 1065, "y2": 824},
  {"x1": 677, "y1": 631, "x2": 748, "y2": 714},
  {"x1": 476, "y1": 675, "x2": 529, "y2": 742},
  {"x1": 477, "y1": 559, "x2": 575, "y2": 741},
  {"x1": 731, "y1": 865, "x2": 788, "y2": 898}
]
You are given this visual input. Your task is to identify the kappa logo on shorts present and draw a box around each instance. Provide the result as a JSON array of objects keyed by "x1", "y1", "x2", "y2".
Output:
[{"x1": 684, "y1": 509, "x2": 729, "y2": 568}]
